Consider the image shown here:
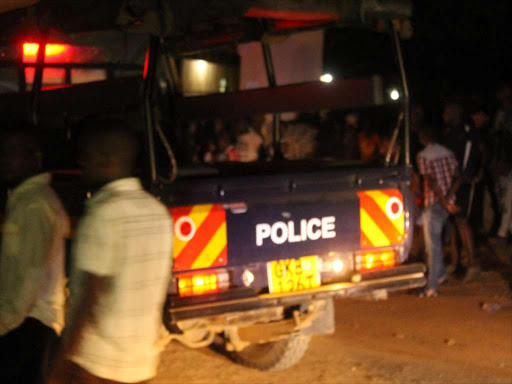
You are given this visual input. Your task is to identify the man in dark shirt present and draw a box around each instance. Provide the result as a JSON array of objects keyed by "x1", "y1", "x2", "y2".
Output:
[{"x1": 442, "y1": 102, "x2": 482, "y2": 281}]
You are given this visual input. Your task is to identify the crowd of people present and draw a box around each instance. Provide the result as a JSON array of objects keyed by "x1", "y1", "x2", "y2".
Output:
[
  {"x1": 188, "y1": 110, "x2": 401, "y2": 166},
  {"x1": 1, "y1": 84, "x2": 512, "y2": 382},
  {"x1": 411, "y1": 84, "x2": 512, "y2": 297},
  {"x1": 0, "y1": 121, "x2": 172, "y2": 384},
  {"x1": 187, "y1": 84, "x2": 512, "y2": 299}
]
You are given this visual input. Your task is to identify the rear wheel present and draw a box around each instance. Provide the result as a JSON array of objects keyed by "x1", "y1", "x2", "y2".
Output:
[{"x1": 229, "y1": 334, "x2": 311, "y2": 371}]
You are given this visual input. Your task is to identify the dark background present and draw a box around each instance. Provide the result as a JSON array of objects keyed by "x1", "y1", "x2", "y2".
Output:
[
  {"x1": 406, "y1": 0, "x2": 511, "y2": 121},
  {"x1": 325, "y1": 0, "x2": 512, "y2": 125}
]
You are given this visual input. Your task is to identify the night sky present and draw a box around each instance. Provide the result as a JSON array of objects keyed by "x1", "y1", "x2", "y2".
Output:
[
  {"x1": 405, "y1": 0, "x2": 512, "y2": 119},
  {"x1": 325, "y1": 1, "x2": 512, "y2": 124}
]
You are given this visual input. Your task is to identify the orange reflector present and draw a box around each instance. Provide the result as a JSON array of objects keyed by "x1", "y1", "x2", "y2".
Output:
[
  {"x1": 177, "y1": 269, "x2": 229, "y2": 297},
  {"x1": 355, "y1": 249, "x2": 397, "y2": 272}
]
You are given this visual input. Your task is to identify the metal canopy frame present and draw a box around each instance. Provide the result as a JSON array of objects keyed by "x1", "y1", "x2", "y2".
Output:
[
  {"x1": 4, "y1": 0, "x2": 412, "y2": 191},
  {"x1": 391, "y1": 21, "x2": 410, "y2": 167}
]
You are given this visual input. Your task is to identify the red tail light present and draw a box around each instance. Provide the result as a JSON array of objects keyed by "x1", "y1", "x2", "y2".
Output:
[
  {"x1": 355, "y1": 249, "x2": 397, "y2": 272},
  {"x1": 177, "y1": 269, "x2": 229, "y2": 297}
]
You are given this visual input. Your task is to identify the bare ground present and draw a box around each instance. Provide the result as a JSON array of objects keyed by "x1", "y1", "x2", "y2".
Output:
[{"x1": 154, "y1": 269, "x2": 512, "y2": 384}]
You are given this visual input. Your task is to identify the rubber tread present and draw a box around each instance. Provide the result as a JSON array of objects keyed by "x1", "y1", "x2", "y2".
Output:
[{"x1": 230, "y1": 334, "x2": 311, "y2": 371}]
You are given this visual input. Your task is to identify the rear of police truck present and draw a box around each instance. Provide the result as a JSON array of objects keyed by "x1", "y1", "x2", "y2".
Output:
[{"x1": 0, "y1": 0, "x2": 423, "y2": 371}]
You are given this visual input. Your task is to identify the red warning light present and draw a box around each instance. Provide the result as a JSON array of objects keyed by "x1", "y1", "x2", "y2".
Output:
[
  {"x1": 23, "y1": 43, "x2": 39, "y2": 57},
  {"x1": 22, "y1": 43, "x2": 69, "y2": 63}
]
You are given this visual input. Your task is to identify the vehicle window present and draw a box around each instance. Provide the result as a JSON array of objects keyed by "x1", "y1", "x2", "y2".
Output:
[
  {"x1": 181, "y1": 58, "x2": 238, "y2": 96},
  {"x1": 70, "y1": 68, "x2": 107, "y2": 84},
  {"x1": 176, "y1": 46, "x2": 239, "y2": 97},
  {"x1": 175, "y1": 30, "x2": 324, "y2": 97},
  {"x1": 239, "y1": 30, "x2": 324, "y2": 89},
  {"x1": 24, "y1": 68, "x2": 66, "y2": 90}
]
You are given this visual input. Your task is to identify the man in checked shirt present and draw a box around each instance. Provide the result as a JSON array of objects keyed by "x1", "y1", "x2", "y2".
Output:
[{"x1": 417, "y1": 124, "x2": 460, "y2": 297}]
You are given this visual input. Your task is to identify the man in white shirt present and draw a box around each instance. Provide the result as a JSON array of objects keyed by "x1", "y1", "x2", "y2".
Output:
[
  {"x1": 0, "y1": 126, "x2": 69, "y2": 384},
  {"x1": 50, "y1": 120, "x2": 173, "y2": 384}
]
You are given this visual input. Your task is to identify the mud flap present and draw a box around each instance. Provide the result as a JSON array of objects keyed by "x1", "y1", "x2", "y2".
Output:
[{"x1": 301, "y1": 298, "x2": 335, "y2": 336}]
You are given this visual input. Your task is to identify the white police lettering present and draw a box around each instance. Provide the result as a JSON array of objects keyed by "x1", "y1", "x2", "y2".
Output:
[
  {"x1": 322, "y1": 217, "x2": 336, "y2": 239},
  {"x1": 307, "y1": 218, "x2": 322, "y2": 240},
  {"x1": 256, "y1": 224, "x2": 271, "y2": 246},
  {"x1": 271, "y1": 222, "x2": 288, "y2": 244},
  {"x1": 288, "y1": 221, "x2": 301, "y2": 243},
  {"x1": 256, "y1": 217, "x2": 336, "y2": 246}
]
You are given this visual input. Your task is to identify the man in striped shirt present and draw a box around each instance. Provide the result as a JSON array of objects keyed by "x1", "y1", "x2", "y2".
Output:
[
  {"x1": 49, "y1": 120, "x2": 173, "y2": 383},
  {"x1": 417, "y1": 125, "x2": 459, "y2": 297}
]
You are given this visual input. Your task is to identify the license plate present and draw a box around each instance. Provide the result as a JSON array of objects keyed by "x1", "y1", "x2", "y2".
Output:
[{"x1": 267, "y1": 256, "x2": 321, "y2": 294}]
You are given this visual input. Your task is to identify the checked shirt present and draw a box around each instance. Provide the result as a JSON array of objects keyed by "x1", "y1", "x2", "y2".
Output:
[{"x1": 417, "y1": 143, "x2": 458, "y2": 207}]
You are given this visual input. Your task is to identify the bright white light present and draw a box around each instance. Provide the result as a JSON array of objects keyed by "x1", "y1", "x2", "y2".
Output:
[
  {"x1": 320, "y1": 73, "x2": 333, "y2": 83},
  {"x1": 219, "y1": 78, "x2": 227, "y2": 93},
  {"x1": 390, "y1": 89, "x2": 400, "y2": 101},
  {"x1": 242, "y1": 269, "x2": 255, "y2": 287},
  {"x1": 332, "y1": 259, "x2": 344, "y2": 273},
  {"x1": 196, "y1": 59, "x2": 208, "y2": 74}
]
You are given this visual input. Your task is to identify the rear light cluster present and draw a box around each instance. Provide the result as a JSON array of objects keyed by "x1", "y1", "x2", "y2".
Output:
[
  {"x1": 321, "y1": 252, "x2": 353, "y2": 275},
  {"x1": 175, "y1": 249, "x2": 399, "y2": 297},
  {"x1": 177, "y1": 269, "x2": 229, "y2": 297},
  {"x1": 355, "y1": 249, "x2": 397, "y2": 272}
]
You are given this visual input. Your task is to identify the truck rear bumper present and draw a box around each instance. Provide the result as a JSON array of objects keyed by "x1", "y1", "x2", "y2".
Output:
[{"x1": 169, "y1": 263, "x2": 426, "y2": 322}]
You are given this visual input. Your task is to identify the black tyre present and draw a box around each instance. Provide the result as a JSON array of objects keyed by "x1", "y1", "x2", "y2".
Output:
[{"x1": 229, "y1": 334, "x2": 311, "y2": 371}]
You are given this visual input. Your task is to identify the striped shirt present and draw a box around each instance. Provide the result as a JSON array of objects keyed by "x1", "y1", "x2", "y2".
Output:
[
  {"x1": 69, "y1": 178, "x2": 173, "y2": 383},
  {"x1": 417, "y1": 143, "x2": 458, "y2": 207}
]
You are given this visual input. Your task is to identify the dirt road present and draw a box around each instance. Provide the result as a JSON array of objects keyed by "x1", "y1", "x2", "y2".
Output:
[{"x1": 154, "y1": 271, "x2": 512, "y2": 384}]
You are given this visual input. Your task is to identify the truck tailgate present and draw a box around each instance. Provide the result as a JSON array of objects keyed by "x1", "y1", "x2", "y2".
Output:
[{"x1": 165, "y1": 165, "x2": 412, "y2": 272}]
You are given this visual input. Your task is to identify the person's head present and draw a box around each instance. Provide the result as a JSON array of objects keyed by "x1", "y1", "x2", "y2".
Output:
[
  {"x1": 78, "y1": 118, "x2": 140, "y2": 186},
  {"x1": 418, "y1": 124, "x2": 438, "y2": 147},
  {"x1": 0, "y1": 122, "x2": 43, "y2": 188},
  {"x1": 496, "y1": 83, "x2": 511, "y2": 104},
  {"x1": 217, "y1": 133, "x2": 231, "y2": 151},
  {"x1": 206, "y1": 139, "x2": 216, "y2": 152},
  {"x1": 442, "y1": 102, "x2": 463, "y2": 127},
  {"x1": 503, "y1": 95, "x2": 512, "y2": 110},
  {"x1": 344, "y1": 112, "x2": 359, "y2": 128},
  {"x1": 250, "y1": 114, "x2": 265, "y2": 131},
  {"x1": 233, "y1": 118, "x2": 250, "y2": 136},
  {"x1": 470, "y1": 105, "x2": 490, "y2": 129},
  {"x1": 410, "y1": 104, "x2": 424, "y2": 129}
]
